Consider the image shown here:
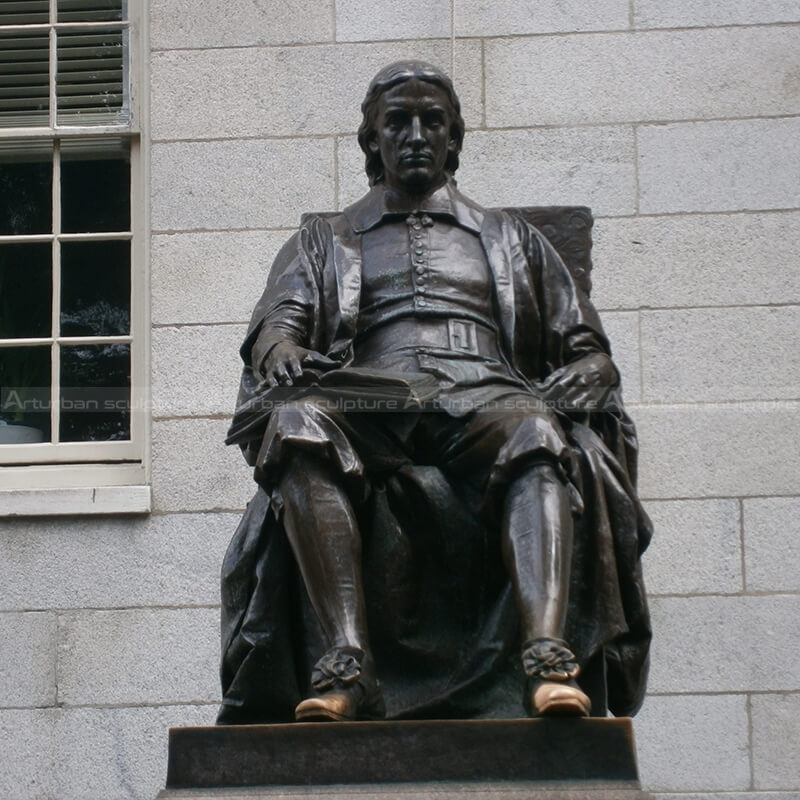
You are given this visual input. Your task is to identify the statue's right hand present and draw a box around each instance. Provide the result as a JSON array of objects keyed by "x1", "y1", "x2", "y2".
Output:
[{"x1": 260, "y1": 342, "x2": 338, "y2": 387}]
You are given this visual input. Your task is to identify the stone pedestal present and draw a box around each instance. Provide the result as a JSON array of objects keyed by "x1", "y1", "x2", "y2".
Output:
[{"x1": 157, "y1": 718, "x2": 654, "y2": 799}]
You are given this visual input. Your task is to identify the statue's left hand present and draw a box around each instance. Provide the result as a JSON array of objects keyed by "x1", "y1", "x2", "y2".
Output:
[{"x1": 539, "y1": 353, "x2": 618, "y2": 409}]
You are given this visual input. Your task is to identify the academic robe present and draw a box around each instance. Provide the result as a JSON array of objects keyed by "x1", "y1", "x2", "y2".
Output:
[{"x1": 218, "y1": 181, "x2": 652, "y2": 723}]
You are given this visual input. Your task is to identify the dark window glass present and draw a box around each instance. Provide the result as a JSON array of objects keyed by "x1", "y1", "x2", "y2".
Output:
[
  {"x1": 0, "y1": 242, "x2": 52, "y2": 338},
  {"x1": 0, "y1": 145, "x2": 52, "y2": 234},
  {"x1": 60, "y1": 240, "x2": 130, "y2": 336},
  {"x1": 61, "y1": 138, "x2": 130, "y2": 232},
  {"x1": 0, "y1": 32, "x2": 50, "y2": 127},
  {"x1": 0, "y1": 345, "x2": 51, "y2": 440},
  {"x1": 58, "y1": 0, "x2": 124, "y2": 23},
  {"x1": 60, "y1": 341, "x2": 129, "y2": 441}
]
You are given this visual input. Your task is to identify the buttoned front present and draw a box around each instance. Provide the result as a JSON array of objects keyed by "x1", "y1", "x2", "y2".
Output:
[
  {"x1": 353, "y1": 190, "x2": 530, "y2": 404},
  {"x1": 358, "y1": 211, "x2": 494, "y2": 331}
]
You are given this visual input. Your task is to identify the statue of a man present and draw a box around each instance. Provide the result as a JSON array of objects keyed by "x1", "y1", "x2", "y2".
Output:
[{"x1": 219, "y1": 61, "x2": 651, "y2": 725}]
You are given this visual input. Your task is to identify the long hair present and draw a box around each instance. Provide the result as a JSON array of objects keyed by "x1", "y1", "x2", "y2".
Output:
[{"x1": 357, "y1": 61, "x2": 466, "y2": 186}]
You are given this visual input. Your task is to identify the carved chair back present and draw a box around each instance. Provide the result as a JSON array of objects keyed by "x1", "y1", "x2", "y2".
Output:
[{"x1": 500, "y1": 206, "x2": 593, "y2": 297}]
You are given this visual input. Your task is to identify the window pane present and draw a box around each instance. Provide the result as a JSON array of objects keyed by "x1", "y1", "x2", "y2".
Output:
[
  {"x1": 0, "y1": 2, "x2": 50, "y2": 25},
  {"x1": 60, "y1": 341, "x2": 129, "y2": 441},
  {"x1": 0, "y1": 345, "x2": 51, "y2": 441},
  {"x1": 0, "y1": 242, "x2": 52, "y2": 338},
  {"x1": 0, "y1": 141, "x2": 52, "y2": 234},
  {"x1": 61, "y1": 137, "x2": 129, "y2": 232},
  {"x1": 0, "y1": 32, "x2": 50, "y2": 128},
  {"x1": 58, "y1": 0, "x2": 124, "y2": 23},
  {"x1": 60, "y1": 240, "x2": 129, "y2": 336},
  {"x1": 56, "y1": 28, "x2": 126, "y2": 125}
]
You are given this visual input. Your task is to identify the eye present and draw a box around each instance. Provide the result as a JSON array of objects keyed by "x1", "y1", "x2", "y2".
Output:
[
  {"x1": 384, "y1": 112, "x2": 406, "y2": 129},
  {"x1": 423, "y1": 112, "x2": 446, "y2": 128}
]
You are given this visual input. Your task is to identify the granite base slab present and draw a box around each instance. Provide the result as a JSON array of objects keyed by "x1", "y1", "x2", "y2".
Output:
[
  {"x1": 158, "y1": 783, "x2": 653, "y2": 799},
  {"x1": 159, "y1": 718, "x2": 653, "y2": 799}
]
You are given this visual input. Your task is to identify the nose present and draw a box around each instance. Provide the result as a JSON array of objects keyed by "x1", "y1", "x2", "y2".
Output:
[{"x1": 409, "y1": 115, "x2": 424, "y2": 146}]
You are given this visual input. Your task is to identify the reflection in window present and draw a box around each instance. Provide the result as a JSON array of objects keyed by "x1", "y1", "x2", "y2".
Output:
[
  {"x1": 0, "y1": 242, "x2": 53, "y2": 338},
  {"x1": 61, "y1": 240, "x2": 130, "y2": 336},
  {"x1": 61, "y1": 138, "x2": 130, "y2": 232},
  {"x1": 0, "y1": 345, "x2": 51, "y2": 440},
  {"x1": 0, "y1": 143, "x2": 52, "y2": 234},
  {"x1": 60, "y1": 342, "x2": 129, "y2": 442}
]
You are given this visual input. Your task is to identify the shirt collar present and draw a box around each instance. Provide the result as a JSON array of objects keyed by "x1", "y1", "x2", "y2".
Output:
[{"x1": 344, "y1": 177, "x2": 485, "y2": 234}]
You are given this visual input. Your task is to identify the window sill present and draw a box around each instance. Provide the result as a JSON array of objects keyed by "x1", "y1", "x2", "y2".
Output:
[{"x1": 0, "y1": 485, "x2": 151, "y2": 516}]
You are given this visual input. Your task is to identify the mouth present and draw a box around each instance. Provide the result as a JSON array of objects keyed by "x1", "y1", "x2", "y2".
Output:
[{"x1": 400, "y1": 153, "x2": 433, "y2": 165}]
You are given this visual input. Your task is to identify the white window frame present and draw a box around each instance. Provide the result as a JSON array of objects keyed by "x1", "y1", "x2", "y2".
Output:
[{"x1": 0, "y1": 0, "x2": 150, "y2": 515}]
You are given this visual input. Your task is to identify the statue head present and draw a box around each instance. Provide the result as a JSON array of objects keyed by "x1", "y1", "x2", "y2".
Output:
[{"x1": 358, "y1": 60, "x2": 466, "y2": 188}]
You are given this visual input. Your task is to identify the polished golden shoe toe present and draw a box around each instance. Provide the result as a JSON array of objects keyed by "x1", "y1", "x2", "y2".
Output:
[
  {"x1": 296, "y1": 645, "x2": 385, "y2": 722},
  {"x1": 532, "y1": 680, "x2": 591, "y2": 717},
  {"x1": 295, "y1": 689, "x2": 359, "y2": 722}
]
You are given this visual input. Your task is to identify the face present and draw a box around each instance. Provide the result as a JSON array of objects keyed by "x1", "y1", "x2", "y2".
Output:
[{"x1": 369, "y1": 78, "x2": 457, "y2": 195}]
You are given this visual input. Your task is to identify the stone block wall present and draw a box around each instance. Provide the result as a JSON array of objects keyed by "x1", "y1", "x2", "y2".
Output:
[{"x1": 1, "y1": 2, "x2": 798, "y2": 798}]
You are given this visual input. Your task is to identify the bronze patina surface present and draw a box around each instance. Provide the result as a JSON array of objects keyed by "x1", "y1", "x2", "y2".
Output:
[{"x1": 218, "y1": 61, "x2": 651, "y2": 726}]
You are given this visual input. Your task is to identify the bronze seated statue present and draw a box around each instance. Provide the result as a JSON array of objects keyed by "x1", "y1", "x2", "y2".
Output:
[{"x1": 217, "y1": 61, "x2": 651, "y2": 725}]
